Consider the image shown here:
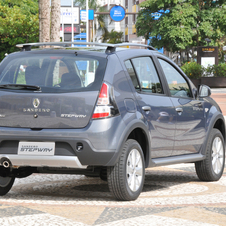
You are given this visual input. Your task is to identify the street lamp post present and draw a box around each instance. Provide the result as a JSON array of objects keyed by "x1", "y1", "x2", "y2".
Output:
[
  {"x1": 86, "y1": 0, "x2": 89, "y2": 43},
  {"x1": 71, "y1": 0, "x2": 74, "y2": 46}
]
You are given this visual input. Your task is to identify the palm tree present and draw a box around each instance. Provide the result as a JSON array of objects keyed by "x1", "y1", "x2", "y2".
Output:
[
  {"x1": 39, "y1": 0, "x2": 50, "y2": 42},
  {"x1": 105, "y1": 29, "x2": 123, "y2": 44},
  {"x1": 50, "y1": 0, "x2": 61, "y2": 42}
]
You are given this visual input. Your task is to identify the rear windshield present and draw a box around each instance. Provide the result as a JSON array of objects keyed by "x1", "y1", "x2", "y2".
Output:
[{"x1": 0, "y1": 53, "x2": 107, "y2": 93}]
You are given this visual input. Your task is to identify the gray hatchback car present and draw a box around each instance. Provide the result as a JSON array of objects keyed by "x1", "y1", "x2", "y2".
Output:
[{"x1": 0, "y1": 42, "x2": 225, "y2": 201}]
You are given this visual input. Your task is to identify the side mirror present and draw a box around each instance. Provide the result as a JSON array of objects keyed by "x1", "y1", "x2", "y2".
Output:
[{"x1": 199, "y1": 85, "x2": 211, "y2": 98}]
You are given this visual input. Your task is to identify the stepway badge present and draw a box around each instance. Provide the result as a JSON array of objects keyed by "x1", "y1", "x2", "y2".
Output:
[{"x1": 18, "y1": 142, "x2": 55, "y2": 156}]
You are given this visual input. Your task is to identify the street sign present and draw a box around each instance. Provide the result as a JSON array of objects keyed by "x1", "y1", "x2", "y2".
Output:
[
  {"x1": 60, "y1": 7, "x2": 80, "y2": 24},
  {"x1": 110, "y1": 5, "x2": 125, "y2": 22},
  {"x1": 60, "y1": 25, "x2": 80, "y2": 33},
  {"x1": 197, "y1": 46, "x2": 218, "y2": 67},
  {"x1": 80, "y1": 9, "x2": 94, "y2": 22}
]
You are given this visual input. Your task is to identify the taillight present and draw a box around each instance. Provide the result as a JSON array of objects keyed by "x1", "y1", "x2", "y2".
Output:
[
  {"x1": 97, "y1": 83, "x2": 109, "y2": 105},
  {"x1": 92, "y1": 83, "x2": 119, "y2": 119}
]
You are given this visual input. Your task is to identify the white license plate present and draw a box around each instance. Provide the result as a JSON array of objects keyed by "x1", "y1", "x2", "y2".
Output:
[{"x1": 18, "y1": 142, "x2": 55, "y2": 156}]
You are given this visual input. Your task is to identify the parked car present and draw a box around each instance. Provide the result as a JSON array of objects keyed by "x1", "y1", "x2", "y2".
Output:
[{"x1": 0, "y1": 42, "x2": 225, "y2": 201}]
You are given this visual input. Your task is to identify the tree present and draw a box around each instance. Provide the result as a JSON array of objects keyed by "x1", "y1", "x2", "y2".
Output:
[
  {"x1": 0, "y1": 0, "x2": 39, "y2": 60},
  {"x1": 39, "y1": 0, "x2": 50, "y2": 42},
  {"x1": 136, "y1": 0, "x2": 226, "y2": 53},
  {"x1": 105, "y1": 29, "x2": 123, "y2": 44},
  {"x1": 50, "y1": 0, "x2": 60, "y2": 42}
]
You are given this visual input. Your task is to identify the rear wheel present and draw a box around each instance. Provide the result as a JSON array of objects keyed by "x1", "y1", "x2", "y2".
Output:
[
  {"x1": 195, "y1": 128, "x2": 225, "y2": 181},
  {"x1": 0, "y1": 176, "x2": 15, "y2": 196},
  {"x1": 107, "y1": 139, "x2": 145, "y2": 201}
]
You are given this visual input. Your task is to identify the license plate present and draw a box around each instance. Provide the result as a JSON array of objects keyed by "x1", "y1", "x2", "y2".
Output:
[{"x1": 18, "y1": 142, "x2": 55, "y2": 156}]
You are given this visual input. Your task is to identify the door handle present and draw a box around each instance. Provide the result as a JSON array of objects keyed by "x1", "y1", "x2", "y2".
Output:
[
  {"x1": 142, "y1": 106, "x2": 151, "y2": 111},
  {"x1": 176, "y1": 107, "x2": 183, "y2": 113}
]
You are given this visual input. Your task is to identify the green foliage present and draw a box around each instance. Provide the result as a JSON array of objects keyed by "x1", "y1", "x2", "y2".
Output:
[
  {"x1": 105, "y1": 29, "x2": 123, "y2": 44},
  {"x1": 205, "y1": 63, "x2": 226, "y2": 77},
  {"x1": 181, "y1": 62, "x2": 204, "y2": 79},
  {"x1": 0, "y1": 0, "x2": 39, "y2": 61},
  {"x1": 136, "y1": 0, "x2": 226, "y2": 52},
  {"x1": 181, "y1": 62, "x2": 226, "y2": 78}
]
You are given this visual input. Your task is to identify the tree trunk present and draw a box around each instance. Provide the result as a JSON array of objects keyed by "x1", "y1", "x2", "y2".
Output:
[
  {"x1": 39, "y1": 0, "x2": 50, "y2": 43},
  {"x1": 50, "y1": 0, "x2": 61, "y2": 42},
  {"x1": 39, "y1": 0, "x2": 42, "y2": 42}
]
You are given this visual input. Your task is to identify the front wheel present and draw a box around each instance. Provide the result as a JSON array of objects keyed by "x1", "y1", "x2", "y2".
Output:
[
  {"x1": 0, "y1": 176, "x2": 15, "y2": 196},
  {"x1": 107, "y1": 139, "x2": 145, "y2": 201},
  {"x1": 195, "y1": 128, "x2": 225, "y2": 181}
]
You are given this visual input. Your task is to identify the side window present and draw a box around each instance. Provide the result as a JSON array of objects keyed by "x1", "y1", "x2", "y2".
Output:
[
  {"x1": 158, "y1": 59, "x2": 192, "y2": 98},
  {"x1": 125, "y1": 60, "x2": 140, "y2": 90},
  {"x1": 131, "y1": 57, "x2": 163, "y2": 94}
]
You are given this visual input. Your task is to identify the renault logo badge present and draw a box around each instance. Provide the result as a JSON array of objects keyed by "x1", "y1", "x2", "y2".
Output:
[{"x1": 33, "y1": 98, "x2": 40, "y2": 108}]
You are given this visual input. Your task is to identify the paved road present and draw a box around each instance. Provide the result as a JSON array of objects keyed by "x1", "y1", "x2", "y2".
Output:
[
  {"x1": 211, "y1": 88, "x2": 226, "y2": 116},
  {"x1": 0, "y1": 164, "x2": 225, "y2": 226},
  {"x1": 0, "y1": 89, "x2": 225, "y2": 226}
]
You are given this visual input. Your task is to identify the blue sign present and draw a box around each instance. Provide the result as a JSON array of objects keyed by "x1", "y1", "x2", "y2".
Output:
[
  {"x1": 80, "y1": 9, "x2": 94, "y2": 21},
  {"x1": 110, "y1": 5, "x2": 125, "y2": 22}
]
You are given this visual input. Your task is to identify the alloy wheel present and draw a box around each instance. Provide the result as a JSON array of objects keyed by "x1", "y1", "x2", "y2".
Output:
[{"x1": 126, "y1": 148, "x2": 143, "y2": 192}]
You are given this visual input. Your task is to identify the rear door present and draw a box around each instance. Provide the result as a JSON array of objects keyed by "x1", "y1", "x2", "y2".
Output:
[
  {"x1": 125, "y1": 56, "x2": 177, "y2": 158},
  {"x1": 157, "y1": 58, "x2": 205, "y2": 156}
]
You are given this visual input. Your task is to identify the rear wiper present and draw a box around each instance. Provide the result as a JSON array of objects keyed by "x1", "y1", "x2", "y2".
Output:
[{"x1": 0, "y1": 84, "x2": 41, "y2": 91}]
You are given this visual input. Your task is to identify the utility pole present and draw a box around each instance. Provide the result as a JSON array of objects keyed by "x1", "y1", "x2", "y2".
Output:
[
  {"x1": 86, "y1": 0, "x2": 89, "y2": 42},
  {"x1": 71, "y1": 0, "x2": 74, "y2": 44}
]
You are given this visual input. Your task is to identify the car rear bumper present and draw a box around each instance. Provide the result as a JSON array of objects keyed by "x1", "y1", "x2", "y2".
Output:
[
  {"x1": 0, "y1": 117, "x2": 122, "y2": 167},
  {"x1": 0, "y1": 154, "x2": 86, "y2": 168}
]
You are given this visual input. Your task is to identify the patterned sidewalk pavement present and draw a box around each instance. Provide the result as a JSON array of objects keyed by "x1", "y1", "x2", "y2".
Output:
[{"x1": 0, "y1": 164, "x2": 225, "y2": 226}]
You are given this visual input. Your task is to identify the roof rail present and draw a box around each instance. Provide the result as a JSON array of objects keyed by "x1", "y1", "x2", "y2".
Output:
[{"x1": 16, "y1": 42, "x2": 156, "y2": 53}]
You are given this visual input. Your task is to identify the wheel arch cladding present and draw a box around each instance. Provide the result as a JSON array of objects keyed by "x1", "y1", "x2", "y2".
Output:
[
  {"x1": 213, "y1": 118, "x2": 226, "y2": 141},
  {"x1": 201, "y1": 113, "x2": 225, "y2": 156},
  {"x1": 127, "y1": 127, "x2": 149, "y2": 168}
]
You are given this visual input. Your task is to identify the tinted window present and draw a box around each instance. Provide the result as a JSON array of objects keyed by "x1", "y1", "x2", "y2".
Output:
[
  {"x1": 131, "y1": 57, "x2": 163, "y2": 94},
  {"x1": 158, "y1": 59, "x2": 192, "y2": 97},
  {"x1": 0, "y1": 53, "x2": 107, "y2": 93}
]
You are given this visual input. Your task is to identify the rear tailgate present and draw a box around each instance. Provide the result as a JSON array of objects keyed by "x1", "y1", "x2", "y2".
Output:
[{"x1": 0, "y1": 91, "x2": 98, "y2": 129}]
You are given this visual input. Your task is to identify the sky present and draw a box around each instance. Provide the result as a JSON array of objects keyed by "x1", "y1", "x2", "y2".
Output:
[{"x1": 61, "y1": 0, "x2": 73, "y2": 6}]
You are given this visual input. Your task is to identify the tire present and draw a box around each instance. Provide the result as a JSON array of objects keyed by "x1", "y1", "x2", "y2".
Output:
[
  {"x1": 0, "y1": 176, "x2": 15, "y2": 196},
  {"x1": 195, "y1": 128, "x2": 225, "y2": 181},
  {"x1": 107, "y1": 139, "x2": 145, "y2": 201}
]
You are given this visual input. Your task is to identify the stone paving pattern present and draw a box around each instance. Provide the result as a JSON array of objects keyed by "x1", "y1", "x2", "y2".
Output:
[
  {"x1": 0, "y1": 90, "x2": 225, "y2": 225},
  {"x1": 0, "y1": 164, "x2": 225, "y2": 225}
]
